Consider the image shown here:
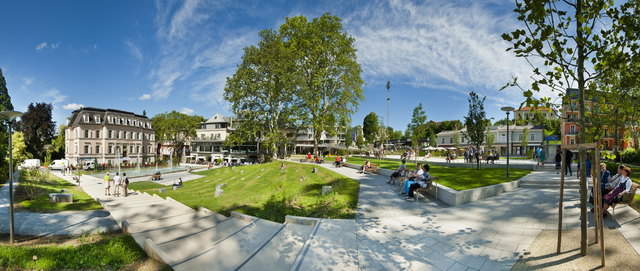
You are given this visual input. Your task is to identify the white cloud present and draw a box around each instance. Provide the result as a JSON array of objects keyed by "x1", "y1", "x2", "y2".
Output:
[
  {"x1": 35, "y1": 42, "x2": 48, "y2": 51},
  {"x1": 343, "y1": 0, "x2": 552, "y2": 104},
  {"x1": 180, "y1": 107, "x2": 194, "y2": 114},
  {"x1": 19, "y1": 77, "x2": 34, "y2": 92},
  {"x1": 138, "y1": 93, "x2": 152, "y2": 100},
  {"x1": 124, "y1": 40, "x2": 143, "y2": 61},
  {"x1": 43, "y1": 88, "x2": 67, "y2": 104},
  {"x1": 63, "y1": 103, "x2": 84, "y2": 110},
  {"x1": 50, "y1": 42, "x2": 60, "y2": 49}
]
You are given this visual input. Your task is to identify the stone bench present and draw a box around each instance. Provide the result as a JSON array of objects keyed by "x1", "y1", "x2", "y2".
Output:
[{"x1": 49, "y1": 193, "x2": 73, "y2": 203}]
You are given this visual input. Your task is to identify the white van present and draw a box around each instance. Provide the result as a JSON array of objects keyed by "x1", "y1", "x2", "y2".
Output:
[
  {"x1": 49, "y1": 159, "x2": 69, "y2": 170},
  {"x1": 82, "y1": 160, "x2": 95, "y2": 170},
  {"x1": 18, "y1": 159, "x2": 41, "y2": 170}
]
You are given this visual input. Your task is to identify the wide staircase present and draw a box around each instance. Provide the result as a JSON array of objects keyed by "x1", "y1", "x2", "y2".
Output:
[{"x1": 84, "y1": 182, "x2": 357, "y2": 271}]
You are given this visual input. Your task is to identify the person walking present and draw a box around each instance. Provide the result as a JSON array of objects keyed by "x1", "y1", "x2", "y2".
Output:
[
  {"x1": 554, "y1": 150, "x2": 562, "y2": 173},
  {"x1": 123, "y1": 173, "x2": 129, "y2": 197},
  {"x1": 565, "y1": 149, "x2": 573, "y2": 176},
  {"x1": 103, "y1": 172, "x2": 111, "y2": 196}
]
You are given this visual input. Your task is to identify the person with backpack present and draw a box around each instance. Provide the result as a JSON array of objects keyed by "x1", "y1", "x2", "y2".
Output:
[{"x1": 123, "y1": 173, "x2": 129, "y2": 197}]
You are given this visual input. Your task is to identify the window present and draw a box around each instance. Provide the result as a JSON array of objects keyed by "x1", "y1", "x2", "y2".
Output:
[
  {"x1": 136, "y1": 146, "x2": 140, "y2": 153},
  {"x1": 84, "y1": 130, "x2": 90, "y2": 138},
  {"x1": 461, "y1": 137, "x2": 465, "y2": 143},
  {"x1": 530, "y1": 133, "x2": 534, "y2": 140},
  {"x1": 518, "y1": 134, "x2": 522, "y2": 140},
  {"x1": 570, "y1": 126, "x2": 575, "y2": 134},
  {"x1": 84, "y1": 145, "x2": 90, "y2": 154},
  {"x1": 95, "y1": 145, "x2": 100, "y2": 154},
  {"x1": 449, "y1": 138, "x2": 453, "y2": 144},
  {"x1": 96, "y1": 130, "x2": 100, "y2": 138},
  {"x1": 83, "y1": 115, "x2": 90, "y2": 122},
  {"x1": 108, "y1": 145, "x2": 113, "y2": 154},
  {"x1": 108, "y1": 130, "x2": 112, "y2": 138},
  {"x1": 95, "y1": 116, "x2": 101, "y2": 123},
  {"x1": 570, "y1": 139, "x2": 575, "y2": 144}
]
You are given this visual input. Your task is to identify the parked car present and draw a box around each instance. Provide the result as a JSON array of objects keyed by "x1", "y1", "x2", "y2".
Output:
[
  {"x1": 49, "y1": 159, "x2": 69, "y2": 170},
  {"x1": 82, "y1": 160, "x2": 95, "y2": 170},
  {"x1": 18, "y1": 159, "x2": 41, "y2": 170}
]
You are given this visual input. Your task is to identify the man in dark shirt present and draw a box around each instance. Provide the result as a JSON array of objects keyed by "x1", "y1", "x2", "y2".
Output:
[{"x1": 565, "y1": 149, "x2": 574, "y2": 176}]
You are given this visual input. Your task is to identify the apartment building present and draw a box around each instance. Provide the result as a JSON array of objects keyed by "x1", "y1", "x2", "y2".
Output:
[
  {"x1": 65, "y1": 107, "x2": 156, "y2": 166},
  {"x1": 514, "y1": 106, "x2": 558, "y2": 124},
  {"x1": 437, "y1": 125, "x2": 544, "y2": 156}
]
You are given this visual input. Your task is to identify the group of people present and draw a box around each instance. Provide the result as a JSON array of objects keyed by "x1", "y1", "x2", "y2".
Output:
[
  {"x1": 464, "y1": 147, "x2": 480, "y2": 163},
  {"x1": 103, "y1": 172, "x2": 129, "y2": 197},
  {"x1": 386, "y1": 160, "x2": 438, "y2": 200},
  {"x1": 592, "y1": 163, "x2": 634, "y2": 216}
]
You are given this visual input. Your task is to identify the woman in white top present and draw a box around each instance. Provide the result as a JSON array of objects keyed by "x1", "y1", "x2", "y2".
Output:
[{"x1": 603, "y1": 166, "x2": 633, "y2": 216}]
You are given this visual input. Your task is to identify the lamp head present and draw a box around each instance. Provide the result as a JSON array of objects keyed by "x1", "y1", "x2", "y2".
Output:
[
  {"x1": 500, "y1": 106, "x2": 515, "y2": 112},
  {"x1": 0, "y1": 111, "x2": 23, "y2": 120}
]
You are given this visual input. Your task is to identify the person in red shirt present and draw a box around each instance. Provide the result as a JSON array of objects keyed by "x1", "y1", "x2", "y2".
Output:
[
  {"x1": 307, "y1": 152, "x2": 312, "y2": 160},
  {"x1": 335, "y1": 156, "x2": 341, "y2": 167}
]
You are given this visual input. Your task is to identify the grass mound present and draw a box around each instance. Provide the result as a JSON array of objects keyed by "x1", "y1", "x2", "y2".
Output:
[
  {"x1": 15, "y1": 170, "x2": 103, "y2": 213},
  {"x1": 129, "y1": 161, "x2": 360, "y2": 222},
  {"x1": 347, "y1": 157, "x2": 532, "y2": 191}
]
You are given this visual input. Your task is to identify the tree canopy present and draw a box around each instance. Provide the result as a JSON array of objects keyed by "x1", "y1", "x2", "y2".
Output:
[
  {"x1": 151, "y1": 111, "x2": 204, "y2": 159},
  {"x1": 16, "y1": 102, "x2": 55, "y2": 160},
  {"x1": 362, "y1": 112, "x2": 379, "y2": 143},
  {"x1": 463, "y1": 92, "x2": 487, "y2": 169},
  {"x1": 0, "y1": 68, "x2": 14, "y2": 177}
]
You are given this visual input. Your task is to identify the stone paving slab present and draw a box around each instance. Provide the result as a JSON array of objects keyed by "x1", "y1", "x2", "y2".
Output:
[
  {"x1": 238, "y1": 222, "x2": 314, "y2": 271},
  {"x1": 130, "y1": 214, "x2": 230, "y2": 247},
  {"x1": 292, "y1": 219, "x2": 359, "y2": 271}
]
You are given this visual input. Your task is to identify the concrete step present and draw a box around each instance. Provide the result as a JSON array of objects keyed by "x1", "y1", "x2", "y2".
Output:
[
  {"x1": 237, "y1": 222, "x2": 315, "y2": 271},
  {"x1": 519, "y1": 184, "x2": 581, "y2": 189},
  {"x1": 130, "y1": 213, "x2": 230, "y2": 247},
  {"x1": 125, "y1": 208, "x2": 227, "y2": 232},
  {"x1": 290, "y1": 219, "x2": 358, "y2": 271},
  {"x1": 109, "y1": 203, "x2": 196, "y2": 224},
  {"x1": 169, "y1": 216, "x2": 284, "y2": 271},
  {"x1": 153, "y1": 214, "x2": 256, "y2": 264}
]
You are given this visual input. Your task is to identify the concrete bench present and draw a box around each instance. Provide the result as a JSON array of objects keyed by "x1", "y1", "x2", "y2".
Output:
[{"x1": 49, "y1": 193, "x2": 73, "y2": 203}]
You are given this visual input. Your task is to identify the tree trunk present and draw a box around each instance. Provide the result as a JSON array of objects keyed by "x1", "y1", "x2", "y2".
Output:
[{"x1": 576, "y1": 0, "x2": 588, "y2": 256}]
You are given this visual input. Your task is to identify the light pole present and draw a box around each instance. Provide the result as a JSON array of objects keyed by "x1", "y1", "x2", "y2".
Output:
[
  {"x1": 501, "y1": 107, "x2": 515, "y2": 178},
  {"x1": 1, "y1": 110, "x2": 24, "y2": 244}
]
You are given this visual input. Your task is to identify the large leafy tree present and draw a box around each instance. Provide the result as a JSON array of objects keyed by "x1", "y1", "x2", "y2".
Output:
[
  {"x1": 16, "y1": 102, "x2": 55, "y2": 160},
  {"x1": 502, "y1": 0, "x2": 639, "y2": 253},
  {"x1": 225, "y1": 29, "x2": 300, "y2": 159},
  {"x1": 485, "y1": 130, "x2": 495, "y2": 150},
  {"x1": 0, "y1": 68, "x2": 14, "y2": 178},
  {"x1": 407, "y1": 103, "x2": 427, "y2": 162},
  {"x1": 152, "y1": 111, "x2": 204, "y2": 161},
  {"x1": 47, "y1": 125, "x2": 66, "y2": 161},
  {"x1": 362, "y1": 112, "x2": 379, "y2": 143},
  {"x1": 11, "y1": 132, "x2": 30, "y2": 163},
  {"x1": 281, "y1": 13, "x2": 364, "y2": 155},
  {"x1": 463, "y1": 92, "x2": 487, "y2": 169}
]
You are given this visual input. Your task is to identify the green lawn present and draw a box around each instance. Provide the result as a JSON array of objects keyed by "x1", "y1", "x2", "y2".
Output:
[
  {"x1": 0, "y1": 233, "x2": 166, "y2": 270},
  {"x1": 15, "y1": 170, "x2": 103, "y2": 213},
  {"x1": 347, "y1": 157, "x2": 532, "y2": 191},
  {"x1": 129, "y1": 161, "x2": 360, "y2": 223}
]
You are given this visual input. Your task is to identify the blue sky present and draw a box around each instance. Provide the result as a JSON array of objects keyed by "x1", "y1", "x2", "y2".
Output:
[{"x1": 0, "y1": 0, "x2": 549, "y2": 131}]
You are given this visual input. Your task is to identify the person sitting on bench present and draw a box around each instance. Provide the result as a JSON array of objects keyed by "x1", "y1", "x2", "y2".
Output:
[
  {"x1": 359, "y1": 160, "x2": 371, "y2": 173},
  {"x1": 387, "y1": 159, "x2": 407, "y2": 185},
  {"x1": 406, "y1": 164, "x2": 437, "y2": 199},
  {"x1": 173, "y1": 178, "x2": 183, "y2": 187},
  {"x1": 602, "y1": 166, "x2": 632, "y2": 217}
]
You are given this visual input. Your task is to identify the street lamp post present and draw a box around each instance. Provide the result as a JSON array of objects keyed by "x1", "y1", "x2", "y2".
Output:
[
  {"x1": 501, "y1": 107, "x2": 515, "y2": 178},
  {"x1": 1, "y1": 110, "x2": 24, "y2": 244}
]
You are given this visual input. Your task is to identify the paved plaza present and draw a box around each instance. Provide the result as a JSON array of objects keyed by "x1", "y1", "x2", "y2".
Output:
[{"x1": 3, "y1": 164, "x2": 639, "y2": 270}]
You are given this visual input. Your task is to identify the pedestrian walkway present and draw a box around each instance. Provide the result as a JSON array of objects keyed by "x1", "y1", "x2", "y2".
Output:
[
  {"x1": 59, "y1": 163, "x2": 640, "y2": 270},
  {"x1": 0, "y1": 175, "x2": 119, "y2": 236}
]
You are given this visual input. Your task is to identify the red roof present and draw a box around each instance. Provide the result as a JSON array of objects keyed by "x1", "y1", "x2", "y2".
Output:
[{"x1": 517, "y1": 107, "x2": 552, "y2": 111}]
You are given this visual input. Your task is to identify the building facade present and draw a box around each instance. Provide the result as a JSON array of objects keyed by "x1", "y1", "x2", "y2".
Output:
[
  {"x1": 514, "y1": 106, "x2": 557, "y2": 124},
  {"x1": 436, "y1": 125, "x2": 544, "y2": 156},
  {"x1": 189, "y1": 113, "x2": 258, "y2": 164},
  {"x1": 65, "y1": 107, "x2": 156, "y2": 166},
  {"x1": 561, "y1": 88, "x2": 634, "y2": 150}
]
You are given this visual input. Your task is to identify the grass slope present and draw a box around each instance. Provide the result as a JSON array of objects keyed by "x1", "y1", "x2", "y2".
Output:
[
  {"x1": 347, "y1": 157, "x2": 532, "y2": 191},
  {"x1": 129, "y1": 162, "x2": 360, "y2": 222},
  {"x1": 15, "y1": 170, "x2": 103, "y2": 212},
  {"x1": 0, "y1": 233, "x2": 165, "y2": 270}
]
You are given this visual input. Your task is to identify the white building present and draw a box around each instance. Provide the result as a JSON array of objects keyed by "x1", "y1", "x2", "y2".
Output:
[
  {"x1": 189, "y1": 113, "x2": 258, "y2": 163},
  {"x1": 65, "y1": 107, "x2": 156, "y2": 166},
  {"x1": 436, "y1": 125, "x2": 544, "y2": 156}
]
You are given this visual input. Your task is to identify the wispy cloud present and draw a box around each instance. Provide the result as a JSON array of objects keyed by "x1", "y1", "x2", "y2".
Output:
[
  {"x1": 63, "y1": 103, "x2": 84, "y2": 110},
  {"x1": 43, "y1": 88, "x2": 67, "y2": 104},
  {"x1": 138, "y1": 93, "x2": 151, "y2": 100},
  {"x1": 343, "y1": 0, "x2": 550, "y2": 104},
  {"x1": 35, "y1": 42, "x2": 48, "y2": 51},
  {"x1": 180, "y1": 107, "x2": 194, "y2": 114},
  {"x1": 19, "y1": 77, "x2": 34, "y2": 92},
  {"x1": 124, "y1": 40, "x2": 143, "y2": 61},
  {"x1": 146, "y1": 0, "x2": 256, "y2": 103}
]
